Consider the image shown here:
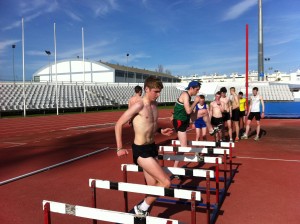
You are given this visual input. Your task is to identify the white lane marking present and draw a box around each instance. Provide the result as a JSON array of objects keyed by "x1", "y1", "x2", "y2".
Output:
[{"x1": 236, "y1": 156, "x2": 300, "y2": 163}]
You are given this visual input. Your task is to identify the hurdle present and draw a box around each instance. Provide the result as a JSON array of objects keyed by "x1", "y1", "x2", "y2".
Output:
[
  {"x1": 157, "y1": 153, "x2": 228, "y2": 192},
  {"x1": 89, "y1": 179, "x2": 201, "y2": 224},
  {"x1": 43, "y1": 200, "x2": 179, "y2": 224},
  {"x1": 121, "y1": 164, "x2": 218, "y2": 223},
  {"x1": 171, "y1": 140, "x2": 235, "y2": 148},
  {"x1": 170, "y1": 141, "x2": 235, "y2": 181},
  {"x1": 121, "y1": 164, "x2": 220, "y2": 205}
]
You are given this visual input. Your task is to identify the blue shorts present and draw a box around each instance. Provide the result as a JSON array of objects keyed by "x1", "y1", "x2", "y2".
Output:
[{"x1": 195, "y1": 118, "x2": 206, "y2": 128}]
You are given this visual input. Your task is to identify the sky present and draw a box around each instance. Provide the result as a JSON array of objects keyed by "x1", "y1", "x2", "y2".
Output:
[{"x1": 0, "y1": 0, "x2": 300, "y2": 81}]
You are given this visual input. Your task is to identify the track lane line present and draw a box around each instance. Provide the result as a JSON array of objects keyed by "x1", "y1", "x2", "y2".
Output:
[
  {"x1": 0, "y1": 147, "x2": 110, "y2": 186},
  {"x1": 236, "y1": 156, "x2": 300, "y2": 163}
]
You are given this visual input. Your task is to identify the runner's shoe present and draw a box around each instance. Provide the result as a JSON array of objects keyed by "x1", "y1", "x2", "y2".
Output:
[
  {"x1": 235, "y1": 137, "x2": 239, "y2": 142},
  {"x1": 170, "y1": 174, "x2": 182, "y2": 180},
  {"x1": 134, "y1": 205, "x2": 149, "y2": 217},
  {"x1": 229, "y1": 139, "x2": 233, "y2": 142},
  {"x1": 241, "y1": 134, "x2": 248, "y2": 139},
  {"x1": 209, "y1": 127, "x2": 219, "y2": 136},
  {"x1": 254, "y1": 136, "x2": 259, "y2": 141}
]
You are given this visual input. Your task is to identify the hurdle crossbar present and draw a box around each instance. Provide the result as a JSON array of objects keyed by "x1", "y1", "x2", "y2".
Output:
[
  {"x1": 89, "y1": 179, "x2": 201, "y2": 201},
  {"x1": 171, "y1": 140, "x2": 235, "y2": 148},
  {"x1": 121, "y1": 164, "x2": 215, "y2": 178},
  {"x1": 158, "y1": 154, "x2": 223, "y2": 164},
  {"x1": 121, "y1": 164, "x2": 220, "y2": 210},
  {"x1": 43, "y1": 200, "x2": 178, "y2": 224},
  {"x1": 159, "y1": 146, "x2": 229, "y2": 155}
]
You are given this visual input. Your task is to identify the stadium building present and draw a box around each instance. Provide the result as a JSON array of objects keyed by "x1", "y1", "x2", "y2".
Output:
[{"x1": 32, "y1": 59, "x2": 180, "y2": 83}]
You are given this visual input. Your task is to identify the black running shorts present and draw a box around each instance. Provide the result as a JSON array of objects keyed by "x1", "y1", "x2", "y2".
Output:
[
  {"x1": 211, "y1": 117, "x2": 223, "y2": 126},
  {"x1": 172, "y1": 119, "x2": 189, "y2": 132},
  {"x1": 231, "y1": 108, "x2": 240, "y2": 121},
  {"x1": 132, "y1": 143, "x2": 158, "y2": 165},
  {"x1": 248, "y1": 112, "x2": 261, "y2": 121},
  {"x1": 222, "y1": 112, "x2": 230, "y2": 122}
]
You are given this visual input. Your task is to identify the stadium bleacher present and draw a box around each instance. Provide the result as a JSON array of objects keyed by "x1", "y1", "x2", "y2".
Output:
[
  {"x1": 0, "y1": 83, "x2": 181, "y2": 112},
  {"x1": 0, "y1": 82, "x2": 294, "y2": 112}
]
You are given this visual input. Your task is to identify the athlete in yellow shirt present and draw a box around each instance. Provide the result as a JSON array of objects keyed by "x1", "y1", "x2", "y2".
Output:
[{"x1": 239, "y1": 92, "x2": 247, "y2": 130}]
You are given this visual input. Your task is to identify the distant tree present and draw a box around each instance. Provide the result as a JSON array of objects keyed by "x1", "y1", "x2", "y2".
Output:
[
  {"x1": 165, "y1": 69, "x2": 172, "y2": 75},
  {"x1": 156, "y1": 64, "x2": 164, "y2": 73}
]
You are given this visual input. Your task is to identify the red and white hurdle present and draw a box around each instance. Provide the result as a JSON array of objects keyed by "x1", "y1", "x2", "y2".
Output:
[{"x1": 43, "y1": 200, "x2": 179, "y2": 224}]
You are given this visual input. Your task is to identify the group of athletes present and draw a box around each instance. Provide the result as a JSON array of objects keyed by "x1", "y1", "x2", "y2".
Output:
[
  {"x1": 114, "y1": 77, "x2": 265, "y2": 217},
  {"x1": 189, "y1": 82, "x2": 265, "y2": 142}
]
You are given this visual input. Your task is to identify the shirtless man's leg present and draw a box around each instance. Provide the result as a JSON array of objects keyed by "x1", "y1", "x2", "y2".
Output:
[{"x1": 138, "y1": 157, "x2": 171, "y2": 207}]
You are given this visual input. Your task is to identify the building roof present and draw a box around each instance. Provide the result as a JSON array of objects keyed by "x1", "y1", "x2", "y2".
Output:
[{"x1": 100, "y1": 61, "x2": 179, "y2": 80}]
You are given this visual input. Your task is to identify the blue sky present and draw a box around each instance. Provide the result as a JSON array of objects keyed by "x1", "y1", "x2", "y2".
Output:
[{"x1": 0, "y1": 0, "x2": 299, "y2": 81}]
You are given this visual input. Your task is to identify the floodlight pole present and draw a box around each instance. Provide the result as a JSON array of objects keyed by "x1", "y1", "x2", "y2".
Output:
[
  {"x1": 54, "y1": 23, "x2": 59, "y2": 115},
  {"x1": 45, "y1": 50, "x2": 51, "y2": 82},
  {"x1": 126, "y1": 53, "x2": 129, "y2": 83},
  {"x1": 258, "y1": 0, "x2": 264, "y2": 81},
  {"x1": 22, "y1": 18, "x2": 26, "y2": 117},
  {"x1": 82, "y1": 27, "x2": 86, "y2": 113},
  {"x1": 12, "y1": 44, "x2": 16, "y2": 84}
]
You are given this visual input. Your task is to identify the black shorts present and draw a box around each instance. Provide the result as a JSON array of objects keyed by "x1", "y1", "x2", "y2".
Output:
[
  {"x1": 239, "y1": 110, "x2": 246, "y2": 117},
  {"x1": 231, "y1": 108, "x2": 240, "y2": 121},
  {"x1": 132, "y1": 143, "x2": 158, "y2": 165},
  {"x1": 173, "y1": 119, "x2": 189, "y2": 132},
  {"x1": 222, "y1": 112, "x2": 230, "y2": 122},
  {"x1": 211, "y1": 117, "x2": 223, "y2": 126},
  {"x1": 248, "y1": 112, "x2": 261, "y2": 121}
]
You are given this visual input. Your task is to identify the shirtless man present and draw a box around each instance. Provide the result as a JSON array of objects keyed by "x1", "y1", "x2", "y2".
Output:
[
  {"x1": 128, "y1": 85, "x2": 143, "y2": 125},
  {"x1": 241, "y1": 87, "x2": 265, "y2": 141},
  {"x1": 230, "y1": 87, "x2": 240, "y2": 142},
  {"x1": 128, "y1": 85, "x2": 142, "y2": 108},
  {"x1": 220, "y1": 87, "x2": 233, "y2": 142},
  {"x1": 210, "y1": 91, "x2": 225, "y2": 142},
  {"x1": 115, "y1": 76, "x2": 173, "y2": 216}
]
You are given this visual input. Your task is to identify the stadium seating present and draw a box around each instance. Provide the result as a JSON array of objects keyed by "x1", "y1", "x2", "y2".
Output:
[{"x1": 0, "y1": 82, "x2": 294, "y2": 112}]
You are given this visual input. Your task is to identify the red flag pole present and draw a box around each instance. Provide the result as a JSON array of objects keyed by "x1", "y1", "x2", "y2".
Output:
[{"x1": 246, "y1": 24, "x2": 249, "y2": 109}]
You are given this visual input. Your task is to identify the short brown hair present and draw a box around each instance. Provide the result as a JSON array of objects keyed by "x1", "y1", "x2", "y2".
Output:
[
  {"x1": 199, "y1": 95, "x2": 205, "y2": 99},
  {"x1": 134, "y1": 85, "x2": 142, "y2": 93},
  {"x1": 230, "y1": 87, "x2": 235, "y2": 91},
  {"x1": 144, "y1": 76, "x2": 163, "y2": 90}
]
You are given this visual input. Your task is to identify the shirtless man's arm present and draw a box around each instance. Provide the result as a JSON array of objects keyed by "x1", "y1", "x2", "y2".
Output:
[{"x1": 115, "y1": 102, "x2": 143, "y2": 156}]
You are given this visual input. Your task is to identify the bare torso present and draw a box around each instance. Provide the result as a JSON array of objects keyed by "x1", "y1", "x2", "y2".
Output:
[
  {"x1": 210, "y1": 101, "x2": 223, "y2": 118},
  {"x1": 231, "y1": 93, "x2": 239, "y2": 109},
  {"x1": 132, "y1": 98, "x2": 158, "y2": 145},
  {"x1": 128, "y1": 95, "x2": 142, "y2": 108},
  {"x1": 220, "y1": 96, "x2": 230, "y2": 112}
]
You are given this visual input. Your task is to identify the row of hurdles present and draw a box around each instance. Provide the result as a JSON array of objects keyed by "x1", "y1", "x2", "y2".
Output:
[{"x1": 43, "y1": 140, "x2": 237, "y2": 224}]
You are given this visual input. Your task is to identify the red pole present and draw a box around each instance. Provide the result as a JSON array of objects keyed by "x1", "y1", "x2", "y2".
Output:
[
  {"x1": 223, "y1": 153, "x2": 227, "y2": 191},
  {"x1": 190, "y1": 192, "x2": 196, "y2": 224},
  {"x1": 206, "y1": 171, "x2": 211, "y2": 224},
  {"x1": 215, "y1": 158, "x2": 219, "y2": 205},
  {"x1": 43, "y1": 202, "x2": 51, "y2": 224},
  {"x1": 246, "y1": 24, "x2": 249, "y2": 109},
  {"x1": 91, "y1": 180, "x2": 97, "y2": 224},
  {"x1": 123, "y1": 165, "x2": 128, "y2": 212}
]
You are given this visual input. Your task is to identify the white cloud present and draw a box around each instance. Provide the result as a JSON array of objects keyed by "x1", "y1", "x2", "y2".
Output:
[
  {"x1": 222, "y1": 0, "x2": 257, "y2": 21},
  {"x1": 65, "y1": 10, "x2": 82, "y2": 22},
  {"x1": 90, "y1": 0, "x2": 120, "y2": 17},
  {"x1": 0, "y1": 39, "x2": 20, "y2": 52},
  {"x1": 2, "y1": 1, "x2": 58, "y2": 31}
]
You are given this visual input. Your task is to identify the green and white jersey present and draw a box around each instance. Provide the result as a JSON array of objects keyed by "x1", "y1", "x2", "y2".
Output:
[{"x1": 173, "y1": 92, "x2": 191, "y2": 121}]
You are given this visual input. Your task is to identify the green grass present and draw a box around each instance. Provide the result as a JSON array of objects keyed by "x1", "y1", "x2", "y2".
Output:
[{"x1": 0, "y1": 104, "x2": 175, "y2": 119}]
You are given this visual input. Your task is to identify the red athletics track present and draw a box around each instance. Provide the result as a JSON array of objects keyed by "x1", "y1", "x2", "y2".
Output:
[{"x1": 0, "y1": 110, "x2": 300, "y2": 223}]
